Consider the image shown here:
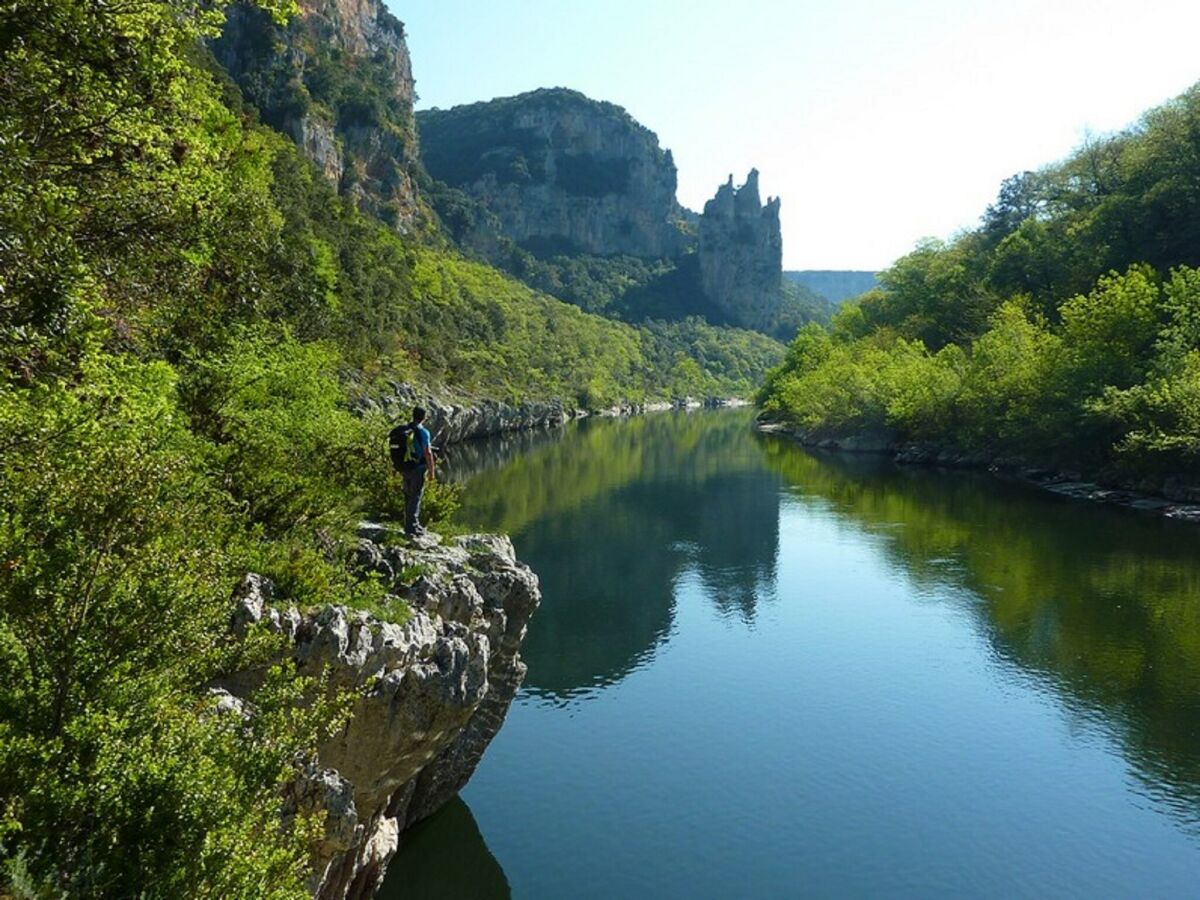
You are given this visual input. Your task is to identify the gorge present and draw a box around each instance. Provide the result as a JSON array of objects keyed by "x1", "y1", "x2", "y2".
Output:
[{"x1": 7, "y1": 0, "x2": 1200, "y2": 896}]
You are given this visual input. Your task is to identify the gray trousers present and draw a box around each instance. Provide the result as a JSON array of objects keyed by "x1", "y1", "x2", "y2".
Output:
[{"x1": 403, "y1": 467, "x2": 427, "y2": 533}]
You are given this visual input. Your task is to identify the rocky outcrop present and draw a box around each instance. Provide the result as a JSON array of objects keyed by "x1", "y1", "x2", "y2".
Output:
[
  {"x1": 417, "y1": 89, "x2": 688, "y2": 258},
  {"x1": 698, "y1": 170, "x2": 783, "y2": 332},
  {"x1": 352, "y1": 380, "x2": 584, "y2": 445},
  {"x1": 351, "y1": 380, "x2": 740, "y2": 446},
  {"x1": 218, "y1": 531, "x2": 539, "y2": 899},
  {"x1": 214, "y1": 0, "x2": 420, "y2": 229}
]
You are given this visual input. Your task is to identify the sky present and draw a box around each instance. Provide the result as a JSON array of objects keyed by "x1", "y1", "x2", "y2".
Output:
[{"x1": 391, "y1": 0, "x2": 1200, "y2": 270}]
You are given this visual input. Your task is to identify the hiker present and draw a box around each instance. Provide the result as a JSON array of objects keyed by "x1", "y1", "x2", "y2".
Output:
[{"x1": 389, "y1": 406, "x2": 437, "y2": 536}]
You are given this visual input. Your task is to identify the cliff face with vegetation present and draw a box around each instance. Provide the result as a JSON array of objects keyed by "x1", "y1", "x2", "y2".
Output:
[
  {"x1": 418, "y1": 89, "x2": 688, "y2": 258},
  {"x1": 698, "y1": 170, "x2": 784, "y2": 331},
  {"x1": 214, "y1": 0, "x2": 421, "y2": 228},
  {"x1": 220, "y1": 532, "x2": 539, "y2": 899},
  {"x1": 416, "y1": 93, "x2": 813, "y2": 340},
  {"x1": 0, "y1": 1, "x2": 787, "y2": 893}
]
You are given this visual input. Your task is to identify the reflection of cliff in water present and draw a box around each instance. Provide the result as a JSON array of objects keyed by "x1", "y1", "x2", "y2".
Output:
[
  {"x1": 760, "y1": 436, "x2": 1200, "y2": 829},
  {"x1": 379, "y1": 797, "x2": 510, "y2": 900},
  {"x1": 441, "y1": 425, "x2": 567, "y2": 486},
  {"x1": 453, "y1": 410, "x2": 781, "y2": 699}
]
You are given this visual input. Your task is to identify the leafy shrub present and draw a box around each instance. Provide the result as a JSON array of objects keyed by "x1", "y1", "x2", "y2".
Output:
[
  {"x1": 760, "y1": 265, "x2": 1200, "y2": 472},
  {"x1": 0, "y1": 349, "x2": 327, "y2": 897}
]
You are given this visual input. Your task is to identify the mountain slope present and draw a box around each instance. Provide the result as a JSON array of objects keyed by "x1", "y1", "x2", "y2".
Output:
[
  {"x1": 785, "y1": 270, "x2": 879, "y2": 305},
  {"x1": 0, "y1": 1, "x2": 781, "y2": 894},
  {"x1": 418, "y1": 88, "x2": 689, "y2": 258}
]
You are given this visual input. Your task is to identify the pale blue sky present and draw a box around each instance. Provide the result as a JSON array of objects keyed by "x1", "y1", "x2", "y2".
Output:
[{"x1": 392, "y1": 0, "x2": 1200, "y2": 270}]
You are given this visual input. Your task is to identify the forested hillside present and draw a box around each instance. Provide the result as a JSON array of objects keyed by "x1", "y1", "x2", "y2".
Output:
[
  {"x1": 760, "y1": 84, "x2": 1200, "y2": 484},
  {"x1": 784, "y1": 270, "x2": 878, "y2": 305},
  {"x1": 0, "y1": 0, "x2": 779, "y2": 894}
]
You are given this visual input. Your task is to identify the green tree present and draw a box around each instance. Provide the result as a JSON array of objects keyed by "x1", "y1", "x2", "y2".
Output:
[
  {"x1": 0, "y1": 0, "x2": 294, "y2": 373},
  {"x1": 0, "y1": 349, "x2": 322, "y2": 896}
]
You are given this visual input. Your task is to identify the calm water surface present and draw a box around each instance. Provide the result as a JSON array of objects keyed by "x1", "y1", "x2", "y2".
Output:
[{"x1": 383, "y1": 409, "x2": 1200, "y2": 898}]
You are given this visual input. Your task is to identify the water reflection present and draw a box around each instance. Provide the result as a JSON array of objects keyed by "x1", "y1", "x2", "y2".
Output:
[
  {"x1": 449, "y1": 411, "x2": 1200, "y2": 834},
  {"x1": 453, "y1": 410, "x2": 781, "y2": 698},
  {"x1": 759, "y1": 438, "x2": 1200, "y2": 827},
  {"x1": 394, "y1": 411, "x2": 1200, "y2": 895},
  {"x1": 379, "y1": 797, "x2": 509, "y2": 900}
]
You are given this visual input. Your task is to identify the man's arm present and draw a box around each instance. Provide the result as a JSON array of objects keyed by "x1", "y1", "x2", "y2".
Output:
[{"x1": 423, "y1": 434, "x2": 436, "y2": 480}]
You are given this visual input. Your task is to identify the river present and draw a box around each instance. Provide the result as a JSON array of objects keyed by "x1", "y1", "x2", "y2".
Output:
[{"x1": 381, "y1": 408, "x2": 1200, "y2": 898}]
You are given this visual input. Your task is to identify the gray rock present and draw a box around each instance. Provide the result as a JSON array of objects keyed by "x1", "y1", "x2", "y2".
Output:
[
  {"x1": 417, "y1": 88, "x2": 687, "y2": 259},
  {"x1": 215, "y1": 0, "x2": 420, "y2": 232},
  {"x1": 205, "y1": 688, "x2": 249, "y2": 720},
  {"x1": 230, "y1": 573, "x2": 274, "y2": 637},
  {"x1": 698, "y1": 169, "x2": 784, "y2": 331},
  {"x1": 353, "y1": 382, "x2": 569, "y2": 446},
  {"x1": 220, "y1": 532, "x2": 541, "y2": 898}
]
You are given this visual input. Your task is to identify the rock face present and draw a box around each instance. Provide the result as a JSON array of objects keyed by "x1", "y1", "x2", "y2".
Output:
[
  {"x1": 698, "y1": 170, "x2": 783, "y2": 331},
  {"x1": 352, "y1": 380, "x2": 584, "y2": 445},
  {"x1": 417, "y1": 89, "x2": 688, "y2": 258},
  {"x1": 220, "y1": 532, "x2": 540, "y2": 899},
  {"x1": 214, "y1": 0, "x2": 421, "y2": 229}
]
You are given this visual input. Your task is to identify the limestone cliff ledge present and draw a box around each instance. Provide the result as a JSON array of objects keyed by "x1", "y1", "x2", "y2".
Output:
[
  {"x1": 353, "y1": 380, "x2": 746, "y2": 448},
  {"x1": 218, "y1": 531, "x2": 540, "y2": 899}
]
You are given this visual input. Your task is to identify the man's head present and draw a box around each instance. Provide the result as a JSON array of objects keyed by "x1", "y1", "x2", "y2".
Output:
[{"x1": 412, "y1": 406, "x2": 427, "y2": 424}]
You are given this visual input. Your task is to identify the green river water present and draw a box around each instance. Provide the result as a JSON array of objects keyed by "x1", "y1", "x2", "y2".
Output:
[{"x1": 382, "y1": 408, "x2": 1200, "y2": 898}]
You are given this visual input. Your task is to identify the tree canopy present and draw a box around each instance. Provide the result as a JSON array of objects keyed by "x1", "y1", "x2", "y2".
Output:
[{"x1": 759, "y1": 84, "x2": 1200, "y2": 481}]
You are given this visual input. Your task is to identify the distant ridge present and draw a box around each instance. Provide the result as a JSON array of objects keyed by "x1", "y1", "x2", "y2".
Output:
[{"x1": 785, "y1": 270, "x2": 878, "y2": 305}]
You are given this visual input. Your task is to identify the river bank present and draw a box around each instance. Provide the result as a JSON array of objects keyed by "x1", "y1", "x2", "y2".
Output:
[
  {"x1": 756, "y1": 419, "x2": 1200, "y2": 523},
  {"x1": 352, "y1": 378, "x2": 748, "y2": 446}
]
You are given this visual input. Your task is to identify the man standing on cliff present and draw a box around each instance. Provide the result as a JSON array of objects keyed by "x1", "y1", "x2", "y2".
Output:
[{"x1": 396, "y1": 406, "x2": 436, "y2": 537}]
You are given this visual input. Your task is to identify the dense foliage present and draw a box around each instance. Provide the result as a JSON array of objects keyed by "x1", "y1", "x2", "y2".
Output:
[
  {"x1": 760, "y1": 85, "x2": 1200, "y2": 481},
  {"x1": 0, "y1": 0, "x2": 787, "y2": 891}
]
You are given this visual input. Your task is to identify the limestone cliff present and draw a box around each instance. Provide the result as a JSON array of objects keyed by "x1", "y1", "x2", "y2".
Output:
[
  {"x1": 698, "y1": 170, "x2": 783, "y2": 332},
  {"x1": 417, "y1": 89, "x2": 688, "y2": 258},
  {"x1": 213, "y1": 7, "x2": 795, "y2": 336},
  {"x1": 417, "y1": 92, "x2": 795, "y2": 336},
  {"x1": 352, "y1": 379, "x2": 579, "y2": 444},
  {"x1": 218, "y1": 532, "x2": 540, "y2": 899},
  {"x1": 214, "y1": 0, "x2": 421, "y2": 229}
]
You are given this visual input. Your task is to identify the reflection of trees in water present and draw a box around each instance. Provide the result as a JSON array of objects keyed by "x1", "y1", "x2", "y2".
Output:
[
  {"x1": 761, "y1": 437, "x2": 1200, "y2": 829},
  {"x1": 454, "y1": 410, "x2": 769, "y2": 536},
  {"x1": 441, "y1": 426, "x2": 566, "y2": 485},
  {"x1": 516, "y1": 500, "x2": 680, "y2": 699},
  {"x1": 379, "y1": 796, "x2": 510, "y2": 900},
  {"x1": 692, "y1": 473, "x2": 780, "y2": 622},
  {"x1": 453, "y1": 410, "x2": 781, "y2": 698}
]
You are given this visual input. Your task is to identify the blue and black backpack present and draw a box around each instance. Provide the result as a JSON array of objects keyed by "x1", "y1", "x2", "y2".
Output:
[{"x1": 388, "y1": 423, "x2": 421, "y2": 471}]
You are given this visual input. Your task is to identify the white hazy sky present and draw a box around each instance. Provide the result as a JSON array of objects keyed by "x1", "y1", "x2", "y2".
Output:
[{"x1": 392, "y1": 0, "x2": 1200, "y2": 270}]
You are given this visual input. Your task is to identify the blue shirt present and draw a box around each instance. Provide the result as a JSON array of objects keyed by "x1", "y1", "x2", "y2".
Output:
[{"x1": 412, "y1": 423, "x2": 431, "y2": 468}]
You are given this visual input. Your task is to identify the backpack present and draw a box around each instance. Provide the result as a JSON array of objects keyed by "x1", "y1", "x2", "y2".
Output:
[{"x1": 388, "y1": 423, "x2": 421, "y2": 471}]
